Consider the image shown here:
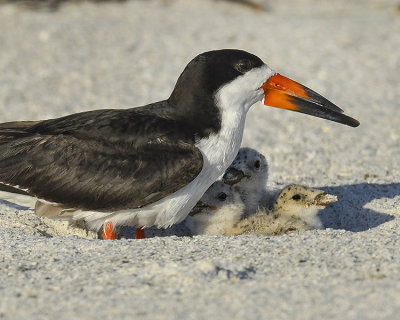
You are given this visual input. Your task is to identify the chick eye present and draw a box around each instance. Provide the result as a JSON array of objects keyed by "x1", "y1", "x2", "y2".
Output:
[
  {"x1": 235, "y1": 59, "x2": 252, "y2": 73},
  {"x1": 217, "y1": 192, "x2": 227, "y2": 201},
  {"x1": 292, "y1": 194, "x2": 301, "y2": 201},
  {"x1": 254, "y1": 160, "x2": 261, "y2": 169}
]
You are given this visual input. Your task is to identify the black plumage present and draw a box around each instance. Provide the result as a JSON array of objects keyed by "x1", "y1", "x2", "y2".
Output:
[
  {"x1": 0, "y1": 105, "x2": 204, "y2": 211},
  {"x1": 0, "y1": 49, "x2": 264, "y2": 212}
]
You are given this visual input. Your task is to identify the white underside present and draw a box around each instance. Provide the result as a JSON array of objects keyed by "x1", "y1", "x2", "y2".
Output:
[{"x1": 0, "y1": 64, "x2": 275, "y2": 231}]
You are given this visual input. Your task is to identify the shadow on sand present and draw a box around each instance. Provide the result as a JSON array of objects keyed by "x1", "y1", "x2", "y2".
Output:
[
  {"x1": 319, "y1": 182, "x2": 400, "y2": 232},
  {"x1": 0, "y1": 200, "x2": 30, "y2": 211}
]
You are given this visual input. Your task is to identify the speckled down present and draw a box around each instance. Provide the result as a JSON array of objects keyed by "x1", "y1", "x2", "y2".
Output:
[{"x1": 1, "y1": 0, "x2": 400, "y2": 319}]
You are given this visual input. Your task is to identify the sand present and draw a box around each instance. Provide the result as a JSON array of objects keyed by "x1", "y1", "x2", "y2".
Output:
[{"x1": 0, "y1": 0, "x2": 400, "y2": 319}]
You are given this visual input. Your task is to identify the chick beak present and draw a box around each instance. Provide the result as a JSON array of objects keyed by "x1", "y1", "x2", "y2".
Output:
[
  {"x1": 189, "y1": 201, "x2": 217, "y2": 216},
  {"x1": 222, "y1": 167, "x2": 250, "y2": 186},
  {"x1": 314, "y1": 192, "x2": 338, "y2": 206}
]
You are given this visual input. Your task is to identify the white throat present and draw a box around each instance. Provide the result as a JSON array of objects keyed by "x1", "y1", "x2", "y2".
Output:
[{"x1": 196, "y1": 64, "x2": 275, "y2": 176}]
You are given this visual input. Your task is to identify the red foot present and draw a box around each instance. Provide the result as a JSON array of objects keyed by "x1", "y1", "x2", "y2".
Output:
[
  {"x1": 102, "y1": 221, "x2": 117, "y2": 240},
  {"x1": 135, "y1": 228, "x2": 146, "y2": 239}
]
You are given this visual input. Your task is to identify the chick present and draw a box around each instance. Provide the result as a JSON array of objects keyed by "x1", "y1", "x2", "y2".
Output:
[
  {"x1": 227, "y1": 184, "x2": 338, "y2": 235},
  {"x1": 187, "y1": 181, "x2": 245, "y2": 236},
  {"x1": 222, "y1": 147, "x2": 269, "y2": 217},
  {"x1": 188, "y1": 184, "x2": 337, "y2": 236}
]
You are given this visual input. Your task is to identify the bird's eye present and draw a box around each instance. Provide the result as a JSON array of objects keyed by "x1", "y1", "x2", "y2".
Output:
[
  {"x1": 254, "y1": 160, "x2": 261, "y2": 169},
  {"x1": 217, "y1": 192, "x2": 227, "y2": 201},
  {"x1": 292, "y1": 194, "x2": 301, "y2": 201},
  {"x1": 235, "y1": 59, "x2": 252, "y2": 73}
]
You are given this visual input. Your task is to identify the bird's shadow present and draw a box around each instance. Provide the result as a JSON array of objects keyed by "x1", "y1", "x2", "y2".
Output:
[
  {"x1": 0, "y1": 199, "x2": 31, "y2": 211},
  {"x1": 318, "y1": 182, "x2": 399, "y2": 232}
]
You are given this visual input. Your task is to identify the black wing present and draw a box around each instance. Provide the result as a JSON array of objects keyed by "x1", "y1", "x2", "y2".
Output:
[{"x1": 0, "y1": 104, "x2": 203, "y2": 211}]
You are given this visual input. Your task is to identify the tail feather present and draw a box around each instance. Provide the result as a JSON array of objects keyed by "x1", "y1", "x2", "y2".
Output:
[
  {"x1": 0, "y1": 121, "x2": 41, "y2": 144},
  {"x1": 0, "y1": 182, "x2": 30, "y2": 195},
  {"x1": 0, "y1": 183, "x2": 36, "y2": 208}
]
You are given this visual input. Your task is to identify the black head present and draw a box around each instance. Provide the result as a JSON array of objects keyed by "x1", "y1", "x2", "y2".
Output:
[
  {"x1": 171, "y1": 49, "x2": 264, "y2": 98},
  {"x1": 168, "y1": 49, "x2": 264, "y2": 136},
  {"x1": 168, "y1": 49, "x2": 359, "y2": 137}
]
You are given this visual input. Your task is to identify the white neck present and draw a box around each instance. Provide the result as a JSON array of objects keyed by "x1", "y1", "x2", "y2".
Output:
[{"x1": 196, "y1": 64, "x2": 274, "y2": 179}]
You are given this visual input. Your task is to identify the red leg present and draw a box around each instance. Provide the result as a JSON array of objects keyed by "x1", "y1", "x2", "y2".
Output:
[
  {"x1": 102, "y1": 221, "x2": 117, "y2": 240},
  {"x1": 135, "y1": 228, "x2": 145, "y2": 239}
]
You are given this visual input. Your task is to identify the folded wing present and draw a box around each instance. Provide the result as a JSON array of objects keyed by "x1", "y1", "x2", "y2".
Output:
[{"x1": 0, "y1": 106, "x2": 203, "y2": 212}]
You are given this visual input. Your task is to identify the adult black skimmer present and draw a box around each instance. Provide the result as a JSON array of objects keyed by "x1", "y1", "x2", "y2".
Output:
[{"x1": 0, "y1": 49, "x2": 358, "y2": 239}]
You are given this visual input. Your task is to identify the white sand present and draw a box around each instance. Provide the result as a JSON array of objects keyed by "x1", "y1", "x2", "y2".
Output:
[{"x1": 1, "y1": 0, "x2": 400, "y2": 319}]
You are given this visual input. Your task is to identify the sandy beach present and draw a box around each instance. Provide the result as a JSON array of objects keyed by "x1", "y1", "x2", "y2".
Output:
[{"x1": 1, "y1": 0, "x2": 399, "y2": 319}]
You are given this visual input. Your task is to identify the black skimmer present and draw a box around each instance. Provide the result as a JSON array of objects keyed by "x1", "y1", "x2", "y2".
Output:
[
  {"x1": 188, "y1": 180, "x2": 244, "y2": 236},
  {"x1": 222, "y1": 147, "x2": 269, "y2": 217},
  {"x1": 0, "y1": 49, "x2": 358, "y2": 239},
  {"x1": 189, "y1": 184, "x2": 338, "y2": 236}
]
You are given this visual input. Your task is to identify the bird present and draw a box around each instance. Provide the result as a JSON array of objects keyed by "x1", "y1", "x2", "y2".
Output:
[
  {"x1": 229, "y1": 184, "x2": 338, "y2": 235},
  {"x1": 0, "y1": 49, "x2": 359, "y2": 239},
  {"x1": 222, "y1": 147, "x2": 269, "y2": 217},
  {"x1": 189, "y1": 184, "x2": 338, "y2": 236},
  {"x1": 187, "y1": 180, "x2": 245, "y2": 236}
]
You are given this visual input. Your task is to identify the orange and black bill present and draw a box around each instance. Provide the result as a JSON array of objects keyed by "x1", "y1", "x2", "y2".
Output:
[{"x1": 261, "y1": 74, "x2": 360, "y2": 127}]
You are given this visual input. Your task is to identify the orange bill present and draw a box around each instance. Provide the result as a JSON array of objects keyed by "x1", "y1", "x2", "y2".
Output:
[{"x1": 261, "y1": 73, "x2": 359, "y2": 127}]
